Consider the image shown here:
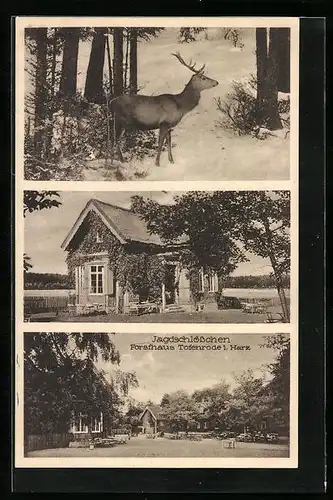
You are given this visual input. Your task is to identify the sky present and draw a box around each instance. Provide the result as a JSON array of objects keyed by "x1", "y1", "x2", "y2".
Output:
[
  {"x1": 94, "y1": 332, "x2": 288, "y2": 404},
  {"x1": 24, "y1": 191, "x2": 272, "y2": 276}
]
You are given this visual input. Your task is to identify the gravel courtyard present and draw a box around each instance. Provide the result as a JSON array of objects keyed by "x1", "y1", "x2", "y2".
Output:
[
  {"x1": 52, "y1": 310, "x2": 279, "y2": 324},
  {"x1": 27, "y1": 437, "x2": 289, "y2": 458}
]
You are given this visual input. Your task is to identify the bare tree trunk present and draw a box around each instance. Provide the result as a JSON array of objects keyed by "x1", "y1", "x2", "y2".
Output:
[
  {"x1": 105, "y1": 31, "x2": 113, "y2": 95},
  {"x1": 50, "y1": 28, "x2": 58, "y2": 100},
  {"x1": 124, "y1": 30, "x2": 130, "y2": 90},
  {"x1": 34, "y1": 28, "x2": 48, "y2": 158},
  {"x1": 59, "y1": 28, "x2": 80, "y2": 99},
  {"x1": 45, "y1": 28, "x2": 59, "y2": 157},
  {"x1": 256, "y1": 28, "x2": 268, "y2": 126},
  {"x1": 113, "y1": 28, "x2": 124, "y2": 97},
  {"x1": 256, "y1": 28, "x2": 283, "y2": 130},
  {"x1": 265, "y1": 28, "x2": 283, "y2": 130},
  {"x1": 129, "y1": 29, "x2": 138, "y2": 94},
  {"x1": 263, "y1": 220, "x2": 290, "y2": 322},
  {"x1": 276, "y1": 28, "x2": 290, "y2": 93},
  {"x1": 84, "y1": 28, "x2": 107, "y2": 104}
]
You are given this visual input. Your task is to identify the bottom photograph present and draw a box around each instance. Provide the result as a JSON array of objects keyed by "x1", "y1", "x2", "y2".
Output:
[{"x1": 23, "y1": 332, "x2": 290, "y2": 459}]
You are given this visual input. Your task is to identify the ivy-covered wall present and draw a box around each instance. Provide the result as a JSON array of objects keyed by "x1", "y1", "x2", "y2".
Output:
[
  {"x1": 65, "y1": 209, "x2": 219, "y2": 309},
  {"x1": 66, "y1": 210, "x2": 167, "y2": 303}
]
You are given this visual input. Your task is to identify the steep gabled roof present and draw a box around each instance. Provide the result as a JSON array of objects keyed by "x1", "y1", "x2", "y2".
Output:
[
  {"x1": 139, "y1": 404, "x2": 163, "y2": 421},
  {"x1": 94, "y1": 199, "x2": 163, "y2": 246},
  {"x1": 61, "y1": 198, "x2": 185, "y2": 251}
]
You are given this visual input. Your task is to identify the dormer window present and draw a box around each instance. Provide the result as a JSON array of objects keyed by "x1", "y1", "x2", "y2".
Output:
[{"x1": 96, "y1": 231, "x2": 103, "y2": 243}]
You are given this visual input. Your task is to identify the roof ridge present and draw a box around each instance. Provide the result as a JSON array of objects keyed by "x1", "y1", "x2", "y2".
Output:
[{"x1": 93, "y1": 199, "x2": 134, "y2": 214}]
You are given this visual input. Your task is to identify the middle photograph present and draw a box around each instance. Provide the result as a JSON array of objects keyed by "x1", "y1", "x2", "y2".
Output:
[{"x1": 23, "y1": 190, "x2": 290, "y2": 324}]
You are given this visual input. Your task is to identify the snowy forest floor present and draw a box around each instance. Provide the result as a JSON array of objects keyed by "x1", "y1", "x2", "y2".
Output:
[{"x1": 79, "y1": 29, "x2": 290, "y2": 181}]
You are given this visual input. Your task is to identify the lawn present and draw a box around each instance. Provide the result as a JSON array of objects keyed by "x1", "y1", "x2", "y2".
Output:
[
  {"x1": 52, "y1": 309, "x2": 276, "y2": 324},
  {"x1": 27, "y1": 437, "x2": 289, "y2": 458}
]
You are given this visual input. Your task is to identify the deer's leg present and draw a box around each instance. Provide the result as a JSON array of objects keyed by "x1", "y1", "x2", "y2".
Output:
[
  {"x1": 156, "y1": 124, "x2": 169, "y2": 167},
  {"x1": 167, "y1": 130, "x2": 174, "y2": 163}
]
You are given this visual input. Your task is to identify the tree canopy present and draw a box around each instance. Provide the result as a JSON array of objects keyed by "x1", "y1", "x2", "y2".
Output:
[
  {"x1": 131, "y1": 191, "x2": 290, "y2": 319},
  {"x1": 128, "y1": 334, "x2": 290, "y2": 434},
  {"x1": 24, "y1": 333, "x2": 138, "y2": 434}
]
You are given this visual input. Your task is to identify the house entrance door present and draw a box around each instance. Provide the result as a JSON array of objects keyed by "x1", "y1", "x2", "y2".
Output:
[{"x1": 165, "y1": 264, "x2": 176, "y2": 304}]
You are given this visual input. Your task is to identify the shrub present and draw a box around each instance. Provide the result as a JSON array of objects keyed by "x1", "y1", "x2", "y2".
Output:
[
  {"x1": 216, "y1": 77, "x2": 258, "y2": 136},
  {"x1": 178, "y1": 28, "x2": 207, "y2": 43},
  {"x1": 24, "y1": 92, "x2": 161, "y2": 180},
  {"x1": 216, "y1": 76, "x2": 290, "y2": 137},
  {"x1": 119, "y1": 129, "x2": 158, "y2": 161},
  {"x1": 223, "y1": 29, "x2": 244, "y2": 49}
]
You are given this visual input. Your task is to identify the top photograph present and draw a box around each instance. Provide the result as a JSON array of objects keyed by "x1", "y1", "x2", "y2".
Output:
[{"x1": 22, "y1": 24, "x2": 294, "y2": 182}]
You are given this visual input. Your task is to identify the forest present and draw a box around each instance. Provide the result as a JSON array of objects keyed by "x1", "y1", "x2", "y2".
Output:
[
  {"x1": 25, "y1": 26, "x2": 290, "y2": 181},
  {"x1": 24, "y1": 272, "x2": 290, "y2": 290}
]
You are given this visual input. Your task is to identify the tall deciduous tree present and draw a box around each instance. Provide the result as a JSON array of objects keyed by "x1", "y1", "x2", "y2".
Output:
[
  {"x1": 159, "y1": 390, "x2": 197, "y2": 432},
  {"x1": 58, "y1": 28, "x2": 80, "y2": 98},
  {"x1": 192, "y1": 381, "x2": 231, "y2": 427},
  {"x1": 262, "y1": 334, "x2": 290, "y2": 432},
  {"x1": 131, "y1": 191, "x2": 290, "y2": 320},
  {"x1": 23, "y1": 190, "x2": 61, "y2": 217},
  {"x1": 84, "y1": 28, "x2": 107, "y2": 104},
  {"x1": 24, "y1": 333, "x2": 138, "y2": 435},
  {"x1": 222, "y1": 369, "x2": 267, "y2": 433},
  {"x1": 131, "y1": 192, "x2": 246, "y2": 298},
  {"x1": 233, "y1": 191, "x2": 290, "y2": 322}
]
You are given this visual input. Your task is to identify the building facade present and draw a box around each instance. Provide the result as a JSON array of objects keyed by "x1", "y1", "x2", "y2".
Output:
[{"x1": 61, "y1": 199, "x2": 220, "y2": 314}]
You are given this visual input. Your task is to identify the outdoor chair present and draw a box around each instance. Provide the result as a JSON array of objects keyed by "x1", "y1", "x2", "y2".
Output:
[
  {"x1": 253, "y1": 302, "x2": 268, "y2": 314},
  {"x1": 240, "y1": 302, "x2": 252, "y2": 313},
  {"x1": 266, "y1": 311, "x2": 284, "y2": 323},
  {"x1": 129, "y1": 299, "x2": 140, "y2": 315}
]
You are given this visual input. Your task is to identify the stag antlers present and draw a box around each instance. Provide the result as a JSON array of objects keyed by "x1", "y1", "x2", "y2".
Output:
[{"x1": 172, "y1": 52, "x2": 206, "y2": 74}]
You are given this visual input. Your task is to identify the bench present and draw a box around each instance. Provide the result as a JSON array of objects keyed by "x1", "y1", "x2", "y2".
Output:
[
  {"x1": 25, "y1": 311, "x2": 59, "y2": 322},
  {"x1": 129, "y1": 301, "x2": 160, "y2": 315}
]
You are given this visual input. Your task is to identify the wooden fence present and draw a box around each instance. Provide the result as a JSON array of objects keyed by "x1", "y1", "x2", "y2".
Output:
[
  {"x1": 25, "y1": 433, "x2": 72, "y2": 453},
  {"x1": 24, "y1": 295, "x2": 76, "y2": 315}
]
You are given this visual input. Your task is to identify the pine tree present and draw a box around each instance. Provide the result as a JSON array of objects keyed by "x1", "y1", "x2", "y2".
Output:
[
  {"x1": 256, "y1": 28, "x2": 285, "y2": 130},
  {"x1": 33, "y1": 28, "x2": 48, "y2": 157},
  {"x1": 84, "y1": 28, "x2": 107, "y2": 104},
  {"x1": 58, "y1": 28, "x2": 80, "y2": 99},
  {"x1": 129, "y1": 29, "x2": 138, "y2": 94},
  {"x1": 113, "y1": 28, "x2": 124, "y2": 97}
]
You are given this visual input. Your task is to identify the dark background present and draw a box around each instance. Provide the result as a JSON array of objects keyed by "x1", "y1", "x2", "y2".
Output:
[{"x1": 6, "y1": 5, "x2": 326, "y2": 495}]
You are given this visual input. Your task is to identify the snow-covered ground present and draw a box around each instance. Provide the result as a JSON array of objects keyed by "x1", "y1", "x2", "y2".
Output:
[{"x1": 78, "y1": 28, "x2": 290, "y2": 181}]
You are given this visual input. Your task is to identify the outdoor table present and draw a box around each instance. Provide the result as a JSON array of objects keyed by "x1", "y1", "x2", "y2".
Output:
[{"x1": 137, "y1": 302, "x2": 160, "y2": 314}]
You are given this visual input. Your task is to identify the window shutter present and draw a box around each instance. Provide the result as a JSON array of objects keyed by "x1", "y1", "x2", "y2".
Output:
[
  {"x1": 107, "y1": 266, "x2": 114, "y2": 295},
  {"x1": 84, "y1": 265, "x2": 89, "y2": 292}
]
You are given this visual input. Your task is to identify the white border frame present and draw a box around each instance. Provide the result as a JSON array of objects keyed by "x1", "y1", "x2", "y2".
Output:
[{"x1": 15, "y1": 16, "x2": 299, "y2": 470}]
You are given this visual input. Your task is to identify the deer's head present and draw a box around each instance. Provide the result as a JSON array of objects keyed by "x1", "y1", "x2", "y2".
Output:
[{"x1": 172, "y1": 52, "x2": 219, "y2": 91}]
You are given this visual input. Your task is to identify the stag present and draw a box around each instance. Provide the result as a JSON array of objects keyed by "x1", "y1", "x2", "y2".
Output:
[{"x1": 110, "y1": 53, "x2": 218, "y2": 166}]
